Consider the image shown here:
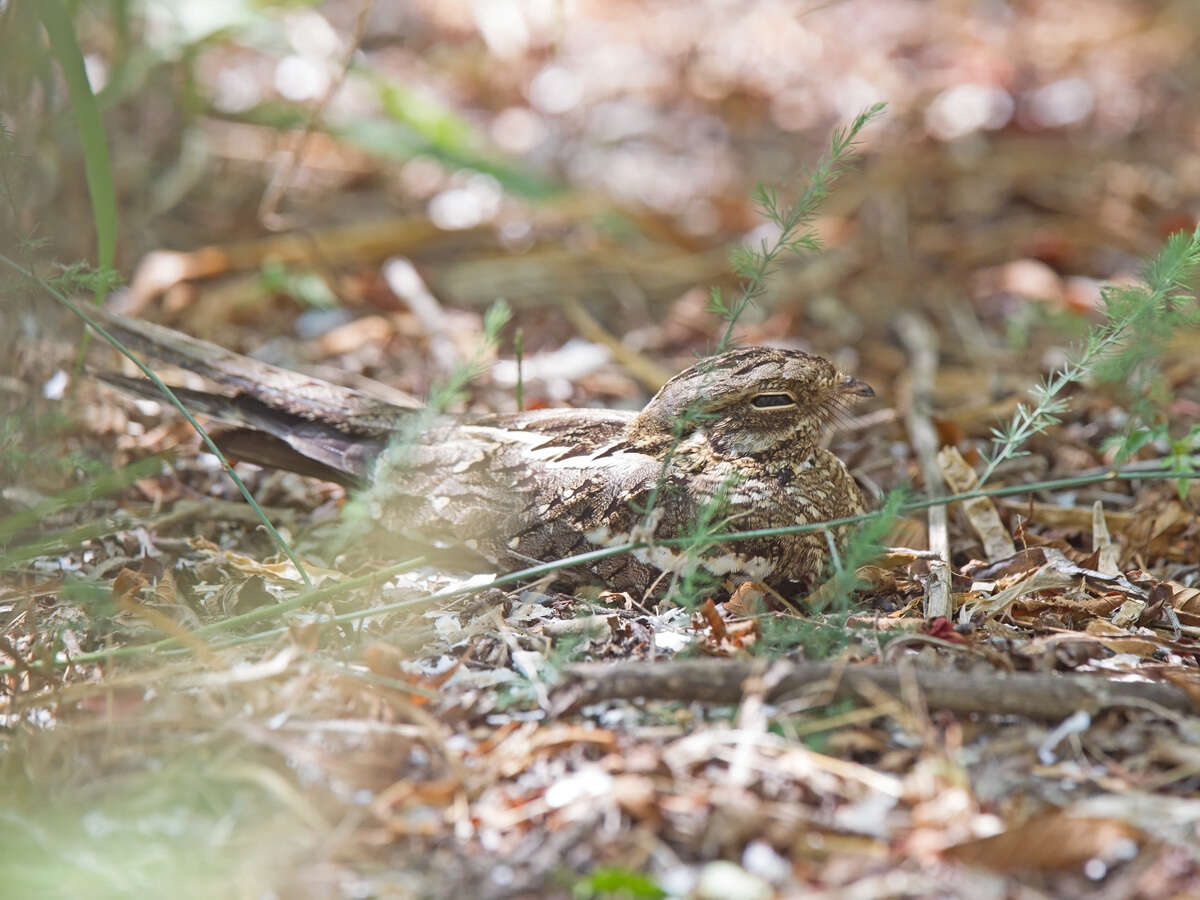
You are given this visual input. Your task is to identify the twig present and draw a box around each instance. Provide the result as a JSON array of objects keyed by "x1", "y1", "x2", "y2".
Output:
[
  {"x1": 382, "y1": 256, "x2": 460, "y2": 373},
  {"x1": 896, "y1": 313, "x2": 952, "y2": 618},
  {"x1": 560, "y1": 295, "x2": 672, "y2": 391},
  {"x1": 553, "y1": 659, "x2": 1198, "y2": 720}
]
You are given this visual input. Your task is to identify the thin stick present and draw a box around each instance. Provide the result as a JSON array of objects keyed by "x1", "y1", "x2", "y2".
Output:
[
  {"x1": 896, "y1": 313, "x2": 951, "y2": 618},
  {"x1": 553, "y1": 659, "x2": 1198, "y2": 720}
]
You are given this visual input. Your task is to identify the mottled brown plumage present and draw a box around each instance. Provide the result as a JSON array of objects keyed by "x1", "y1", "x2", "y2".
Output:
[{"x1": 92, "y1": 309, "x2": 872, "y2": 593}]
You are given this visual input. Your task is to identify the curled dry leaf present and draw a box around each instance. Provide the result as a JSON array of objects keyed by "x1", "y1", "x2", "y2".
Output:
[
  {"x1": 1091, "y1": 500, "x2": 1121, "y2": 576},
  {"x1": 187, "y1": 536, "x2": 341, "y2": 586},
  {"x1": 725, "y1": 580, "x2": 766, "y2": 616},
  {"x1": 1169, "y1": 582, "x2": 1200, "y2": 613}
]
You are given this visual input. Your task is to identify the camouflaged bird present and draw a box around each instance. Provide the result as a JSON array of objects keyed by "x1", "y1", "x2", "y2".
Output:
[{"x1": 91, "y1": 308, "x2": 872, "y2": 593}]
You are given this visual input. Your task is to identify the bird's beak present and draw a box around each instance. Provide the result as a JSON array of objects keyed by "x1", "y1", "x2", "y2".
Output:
[{"x1": 838, "y1": 376, "x2": 875, "y2": 399}]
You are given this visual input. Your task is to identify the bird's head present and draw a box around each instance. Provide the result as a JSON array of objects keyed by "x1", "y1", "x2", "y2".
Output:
[{"x1": 628, "y1": 347, "x2": 873, "y2": 460}]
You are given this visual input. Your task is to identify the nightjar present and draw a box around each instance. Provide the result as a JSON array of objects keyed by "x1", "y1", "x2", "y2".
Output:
[{"x1": 92, "y1": 308, "x2": 873, "y2": 593}]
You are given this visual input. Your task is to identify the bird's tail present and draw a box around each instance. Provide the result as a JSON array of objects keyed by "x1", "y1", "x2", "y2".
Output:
[{"x1": 87, "y1": 306, "x2": 412, "y2": 484}]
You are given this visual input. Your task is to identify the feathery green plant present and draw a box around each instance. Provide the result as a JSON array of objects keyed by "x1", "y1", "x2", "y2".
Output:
[
  {"x1": 980, "y1": 225, "x2": 1200, "y2": 486},
  {"x1": 708, "y1": 102, "x2": 885, "y2": 352},
  {"x1": 1106, "y1": 422, "x2": 1200, "y2": 501},
  {"x1": 660, "y1": 476, "x2": 738, "y2": 609},
  {"x1": 812, "y1": 486, "x2": 907, "y2": 614},
  {"x1": 0, "y1": 125, "x2": 31, "y2": 252},
  {"x1": 758, "y1": 487, "x2": 906, "y2": 657}
]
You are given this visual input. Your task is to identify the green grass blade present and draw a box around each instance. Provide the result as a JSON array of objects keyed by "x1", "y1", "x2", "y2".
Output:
[{"x1": 36, "y1": 0, "x2": 117, "y2": 274}]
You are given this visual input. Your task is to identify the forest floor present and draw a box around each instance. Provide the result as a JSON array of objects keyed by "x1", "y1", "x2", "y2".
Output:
[{"x1": 4, "y1": 2, "x2": 1200, "y2": 897}]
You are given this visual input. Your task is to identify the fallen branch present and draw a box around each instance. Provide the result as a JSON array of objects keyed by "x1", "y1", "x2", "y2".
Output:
[{"x1": 553, "y1": 659, "x2": 1199, "y2": 720}]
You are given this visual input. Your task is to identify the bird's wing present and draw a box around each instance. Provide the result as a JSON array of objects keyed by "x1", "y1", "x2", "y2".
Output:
[
  {"x1": 467, "y1": 408, "x2": 637, "y2": 459},
  {"x1": 364, "y1": 410, "x2": 663, "y2": 574}
]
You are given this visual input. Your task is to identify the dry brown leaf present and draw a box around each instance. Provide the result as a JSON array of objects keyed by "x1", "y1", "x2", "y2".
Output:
[
  {"x1": 1137, "y1": 582, "x2": 1171, "y2": 626},
  {"x1": 610, "y1": 774, "x2": 659, "y2": 821},
  {"x1": 975, "y1": 258, "x2": 1065, "y2": 305},
  {"x1": 998, "y1": 500, "x2": 1135, "y2": 532},
  {"x1": 1094, "y1": 637, "x2": 1160, "y2": 658},
  {"x1": 1091, "y1": 500, "x2": 1121, "y2": 575},
  {"x1": 112, "y1": 567, "x2": 221, "y2": 665},
  {"x1": 373, "y1": 775, "x2": 463, "y2": 835},
  {"x1": 1171, "y1": 583, "x2": 1200, "y2": 613},
  {"x1": 365, "y1": 641, "x2": 471, "y2": 704},
  {"x1": 1109, "y1": 598, "x2": 1146, "y2": 628},
  {"x1": 1150, "y1": 502, "x2": 1190, "y2": 541},
  {"x1": 317, "y1": 314, "x2": 394, "y2": 356},
  {"x1": 943, "y1": 813, "x2": 1141, "y2": 871},
  {"x1": 958, "y1": 563, "x2": 1074, "y2": 622},
  {"x1": 726, "y1": 580, "x2": 765, "y2": 616},
  {"x1": 887, "y1": 518, "x2": 929, "y2": 552},
  {"x1": 528, "y1": 725, "x2": 618, "y2": 754},
  {"x1": 495, "y1": 724, "x2": 618, "y2": 777},
  {"x1": 111, "y1": 566, "x2": 148, "y2": 603},
  {"x1": 187, "y1": 536, "x2": 340, "y2": 585}
]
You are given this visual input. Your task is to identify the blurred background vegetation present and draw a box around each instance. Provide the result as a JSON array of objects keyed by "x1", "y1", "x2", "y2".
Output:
[{"x1": 5, "y1": 0, "x2": 1198, "y2": 321}]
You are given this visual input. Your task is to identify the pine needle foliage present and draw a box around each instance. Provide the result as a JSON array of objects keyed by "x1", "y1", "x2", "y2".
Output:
[
  {"x1": 708, "y1": 102, "x2": 885, "y2": 352},
  {"x1": 980, "y1": 225, "x2": 1200, "y2": 486},
  {"x1": 660, "y1": 476, "x2": 738, "y2": 609},
  {"x1": 757, "y1": 486, "x2": 906, "y2": 658},
  {"x1": 812, "y1": 486, "x2": 907, "y2": 615}
]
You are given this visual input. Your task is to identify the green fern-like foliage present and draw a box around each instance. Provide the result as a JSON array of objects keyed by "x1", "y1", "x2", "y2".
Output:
[{"x1": 980, "y1": 226, "x2": 1200, "y2": 485}]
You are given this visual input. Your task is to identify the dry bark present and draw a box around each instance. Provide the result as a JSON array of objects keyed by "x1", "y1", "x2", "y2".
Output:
[{"x1": 554, "y1": 659, "x2": 1199, "y2": 720}]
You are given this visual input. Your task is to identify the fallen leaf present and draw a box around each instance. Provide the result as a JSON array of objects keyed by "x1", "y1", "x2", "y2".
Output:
[{"x1": 943, "y1": 812, "x2": 1141, "y2": 871}]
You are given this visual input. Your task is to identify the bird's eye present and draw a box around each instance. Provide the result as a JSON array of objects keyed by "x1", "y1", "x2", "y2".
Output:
[{"x1": 750, "y1": 392, "x2": 797, "y2": 409}]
